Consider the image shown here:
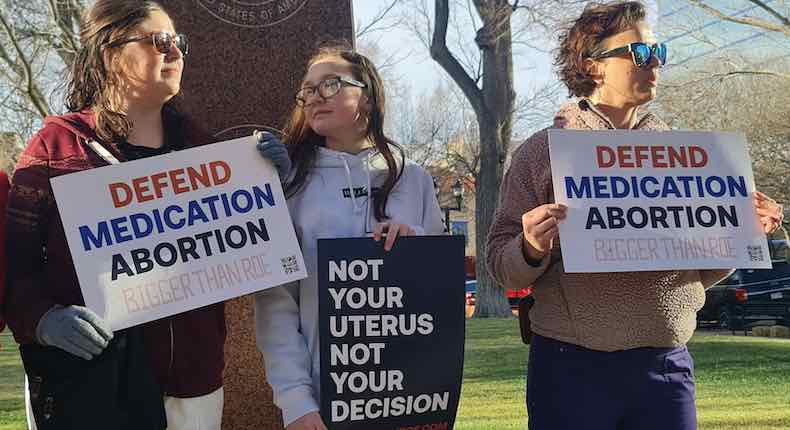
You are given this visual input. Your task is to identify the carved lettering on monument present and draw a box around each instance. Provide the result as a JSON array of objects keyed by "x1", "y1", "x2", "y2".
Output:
[
  {"x1": 213, "y1": 124, "x2": 285, "y2": 141},
  {"x1": 196, "y1": 0, "x2": 308, "y2": 28}
]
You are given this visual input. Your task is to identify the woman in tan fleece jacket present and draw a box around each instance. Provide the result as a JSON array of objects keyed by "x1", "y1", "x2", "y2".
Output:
[{"x1": 486, "y1": 2, "x2": 785, "y2": 430}]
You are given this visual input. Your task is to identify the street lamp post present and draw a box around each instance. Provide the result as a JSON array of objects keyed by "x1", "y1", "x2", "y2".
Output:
[{"x1": 438, "y1": 178, "x2": 464, "y2": 234}]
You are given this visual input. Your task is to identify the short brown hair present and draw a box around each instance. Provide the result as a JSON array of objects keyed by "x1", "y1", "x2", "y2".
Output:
[{"x1": 554, "y1": 1, "x2": 647, "y2": 98}]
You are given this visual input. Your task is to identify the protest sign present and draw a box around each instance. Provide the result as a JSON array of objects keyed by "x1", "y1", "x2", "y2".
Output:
[
  {"x1": 50, "y1": 136, "x2": 307, "y2": 330},
  {"x1": 549, "y1": 130, "x2": 770, "y2": 273},
  {"x1": 318, "y1": 236, "x2": 465, "y2": 430}
]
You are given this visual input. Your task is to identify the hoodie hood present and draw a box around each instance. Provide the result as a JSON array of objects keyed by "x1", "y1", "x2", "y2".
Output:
[
  {"x1": 44, "y1": 110, "x2": 127, "y2": 163},
  {"x1": 314, "y1": 145, "x2": 402, "y2": 170},
  {"x1": 553, "y1": 98, "x2": 668, "y2": 131},
  {"x1": 44, "y1": 110, "x2": 98, "y2": 140},
  {"x1": 312, "y1": 145, "x2": 403, "y2": 212}
]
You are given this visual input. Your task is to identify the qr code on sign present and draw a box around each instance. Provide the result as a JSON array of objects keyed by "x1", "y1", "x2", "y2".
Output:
[
  {"x1": 747, "y1": 246, "x2": 764, "y2": 262},
  {"x1": 281, "y1": 256, "x2": 300, "y2": 274}
]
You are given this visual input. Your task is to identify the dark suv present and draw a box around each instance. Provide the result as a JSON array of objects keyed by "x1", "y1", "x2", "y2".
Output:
[{"x1": 698, "y1": 239, "x2": 790, "y2": 330}]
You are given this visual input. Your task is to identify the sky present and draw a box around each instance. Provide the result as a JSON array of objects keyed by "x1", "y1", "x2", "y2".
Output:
[
  {"x1": 351, "y1": 1, "x2": 660, "y2": 112},
  {"x1": 352, "y1": 1, "x2": 566, "y2": 103},
  {"x1": 351, "y1": 0, "x2": 787, "y2": 123},
  {"x1": 350, "y1": 0, "x2": 662, "y2": 138},
  {"x1": 2, "y1": 0, "x2": 785, "y2": 138}
]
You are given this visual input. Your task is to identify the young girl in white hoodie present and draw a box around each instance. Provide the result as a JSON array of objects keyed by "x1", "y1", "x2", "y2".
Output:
[{"x1": 255, "y1": 46, "x2": 445, "y2": 430}]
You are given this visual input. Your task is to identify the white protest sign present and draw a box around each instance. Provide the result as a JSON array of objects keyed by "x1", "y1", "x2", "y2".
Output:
[
  {"x1": 549, "y1": 130, "x2": 770, "y2": 273},
  {"x1": 51, "y1": 136, "x2": 307, "y2": 330}
]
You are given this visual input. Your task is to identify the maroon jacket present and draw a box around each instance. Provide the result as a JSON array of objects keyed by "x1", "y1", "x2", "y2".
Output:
[{"x1": 4, "y1": 110, "x2": 225, "y2": 397}]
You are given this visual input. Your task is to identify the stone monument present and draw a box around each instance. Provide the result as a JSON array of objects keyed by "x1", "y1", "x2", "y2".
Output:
[{"x1": 159, "y1": 1, "x2": 354, "y2": 428}]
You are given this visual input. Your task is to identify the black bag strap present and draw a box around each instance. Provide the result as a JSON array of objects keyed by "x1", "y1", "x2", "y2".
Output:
[{"x1": 519, "y1": 296, "x2": 534, "y2": 345}]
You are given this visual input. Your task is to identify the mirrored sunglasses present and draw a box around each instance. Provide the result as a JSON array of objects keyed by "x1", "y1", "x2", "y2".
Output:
[{"x1": 593, "y1": 42, "x2": 667, "y2": 68}]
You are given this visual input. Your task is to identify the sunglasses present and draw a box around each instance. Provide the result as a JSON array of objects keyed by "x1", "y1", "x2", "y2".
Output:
[
  {"x1": 592, "y1": 42, "x2": 667, "y2": 68},
  {"x1": 109, "y1": 31, "x2": 188, "y2": 56},
  {"x1": 295, "y1": 76, "x2": 366, "y2": 106}
]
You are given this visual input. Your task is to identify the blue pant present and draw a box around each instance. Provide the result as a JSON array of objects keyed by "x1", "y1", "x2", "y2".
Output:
[{"x1": 527, "y1": 334, "x2": 697, "y2": 430}]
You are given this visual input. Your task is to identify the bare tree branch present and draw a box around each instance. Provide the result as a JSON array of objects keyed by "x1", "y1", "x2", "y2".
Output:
[
  {"x1": 688, "y1": 0, "x2": 790, "y2": 37},
  {"x1": 749, "y1": 0, "x2": 790, "y2": 27},
  {"x1": 430, "y1": 0, "x2": 487, "y2": 120},
  {"x1": 657, "y1": 57, "x2": 790, "y2": 225},
  {"x1": 46, "y1": 0, "x2": 83, "y2": 67},
  {"x1": 0, "y1": 6, "x2": 50, "y2": 118},
  {"x1": 450, "y1": 1, "x2": 483, "y2": 82},
  {"x1": 355, "y1": 0, "x2": 402, "y2": 38},
  {"x1": 396, "y1": 0, "x2": 578, "y2": 317},
  {"x1": 664, "y1": 69, "x2": 790, "y2": 88}
]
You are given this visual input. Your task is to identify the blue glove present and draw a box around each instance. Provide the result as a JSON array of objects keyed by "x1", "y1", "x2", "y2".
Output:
[
  {"x1": 36, "y1": 305, "x2": 114, "y2": 360},
  {"x1": 255, "y1": 131, "x2": 291, "y2": 182}
]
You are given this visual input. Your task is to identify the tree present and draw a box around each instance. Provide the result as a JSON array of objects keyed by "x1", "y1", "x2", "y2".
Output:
[
  {"x1": 656, "y1": 56, "x2": 790, "y2": 230},
  {"x1": 659, "y1": 0, "x2": 789, "y2": 228},
  {"x1": 404, "y1": 0, "x2": 580, "y2": 317},
  {"x1": 391, "y1": 83, "x2": 476, "y2": 172},
  {"x1": 0, "y1": 0, "x2": 85, "y2": 171},
  {"x1": 664, "y1": 0, "x2": 790, "y2": 81},
  {"x1": 688, "y1": 0, "x2": 789, "y2": 37},
  {"x1": 387, "y1": 75, "x2": 560, "y2": 199}
]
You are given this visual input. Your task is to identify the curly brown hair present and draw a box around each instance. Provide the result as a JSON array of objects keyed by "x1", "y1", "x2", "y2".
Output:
[
  {"x1": 554, "y1": 1, "x2": 647, "y2": 98},
  {"x1": 283, "y1": 43, "x2": 404, "y2": 222},
  {"x1": 65, "y1": 0, "x2": 176, "y2": 143}
]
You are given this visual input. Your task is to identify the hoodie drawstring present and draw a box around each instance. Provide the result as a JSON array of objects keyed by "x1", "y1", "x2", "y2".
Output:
[
  {"x1": 339, "y1": 154, "x2": 367, "y2": 213},
  {"x1": 365, "y1": 153, "x2": 373, "y2": 217}
]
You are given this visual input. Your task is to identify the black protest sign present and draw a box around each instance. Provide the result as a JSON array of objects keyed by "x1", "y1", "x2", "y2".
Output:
[{"x1": 318, "y1": 236, "x2": 466, "y2": 430}]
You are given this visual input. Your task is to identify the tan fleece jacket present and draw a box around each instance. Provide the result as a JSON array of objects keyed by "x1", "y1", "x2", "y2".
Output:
[{"x1": 486, "y1": 99, "x2": 733, "y2": 352}]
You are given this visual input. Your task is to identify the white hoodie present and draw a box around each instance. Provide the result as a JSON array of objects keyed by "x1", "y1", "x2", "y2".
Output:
[{"x1": 254, "y1": 146, "x2": 445, "y2": 425}]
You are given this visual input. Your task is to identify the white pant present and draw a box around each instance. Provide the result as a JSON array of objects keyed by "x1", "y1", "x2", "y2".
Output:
[
  {"x1": 26, "y1": 376, "x2": 224, "y2": 430},
  {"x1": 165, "y1": 387, "x2": 224, "y2": 430},
  {"x1": 25, "y1": 376, "x2": 36, "y2": 430}
]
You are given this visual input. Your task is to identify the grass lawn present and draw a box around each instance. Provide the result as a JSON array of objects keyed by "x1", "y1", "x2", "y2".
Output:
[
  {"x1": 1, "y1": 319, "x2": 789, "y2": 429},
  {"x1": 0, "y1": 332, "x2": 25, "y2": 430},
  {"x1": 456, "y1": 319, "x2": 790, "y2": 430}
]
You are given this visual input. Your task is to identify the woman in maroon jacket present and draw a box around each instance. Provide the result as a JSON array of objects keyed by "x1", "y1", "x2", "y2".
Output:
[{"x1": 4, "y1": 1, "x2": 225, "y2": 429}]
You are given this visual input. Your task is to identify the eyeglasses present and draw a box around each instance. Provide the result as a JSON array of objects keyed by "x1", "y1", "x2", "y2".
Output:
[
  {"x1": 592, "y1": 42, "x2": 667, "y2": 68},
  {"x1": 108, "y1": 31, "x2": 188, "y2": 56},
  {"x1": 295, "y1": 76, "x2": 366, "y2": 106}
]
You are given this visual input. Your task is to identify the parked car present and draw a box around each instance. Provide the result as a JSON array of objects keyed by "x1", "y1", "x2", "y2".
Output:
[
  {"x1": 698, "y1": 239, "x2": 790, "y2": 330},
  {"x1": 465, "y1": 280, "x2": 476, "y2": 306},
  {"x1": 464, "y1": 279, "x2": 532, "y2": 309}
]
